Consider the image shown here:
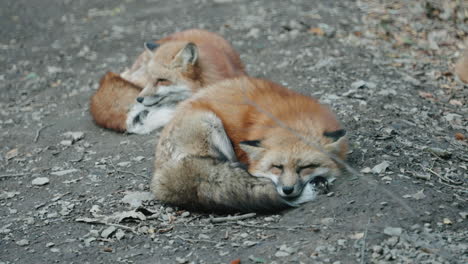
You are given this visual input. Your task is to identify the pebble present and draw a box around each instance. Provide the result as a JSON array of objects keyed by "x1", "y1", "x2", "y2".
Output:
[
  {"x1": 115, "y1": 229, "x2": 125, "y2": 240},
  {"x1": 383, "y1": 227, "x2": 403, "y2": 236},
  {"x1": 243, "y1": 241, "x2": 258, "y2": 247},
  {"x1": 31, "y1": 177, "x2": 49, "y2": 186},
  {"x1": 16, "y1": 239, "x2": 29, "y2": 246}
]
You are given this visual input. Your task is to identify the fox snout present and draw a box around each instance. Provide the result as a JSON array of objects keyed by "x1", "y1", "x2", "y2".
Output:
[{"x1": 276, "y1": 182, "x2": 304, "y2": 198}]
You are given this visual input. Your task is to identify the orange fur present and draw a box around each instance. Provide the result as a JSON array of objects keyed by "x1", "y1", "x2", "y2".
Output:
[
  {"x1": 90, "y1": 29, "x2": 245, "y2": 132},
  {"x1": 89, "y1": 72, "x2": 141, "y2": 132},
  {"x1": 187, "y1": 77, "x2": 346, "y2": 165}
]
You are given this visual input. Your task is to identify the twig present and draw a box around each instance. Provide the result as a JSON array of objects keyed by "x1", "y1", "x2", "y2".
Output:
[
  {"x1": 0, "y1": 173, "x2": 28, "y2": 179},
  {"x1": 426, "y1": 168, "x2": 463, "y2": 185},
  {"x1": 34, "y1": 123, "x2": 54, "y2": 143},
  {"x1": 235, "y1": 221, "x2": 319, "y2": 230},
  {"x1": 174, "y1": 235, "x2": 218, "y2": 244},
  {"x1": 75, "y1": 218, "x2": 137, "y2": 234},
  {"x1": 360, "y1": 218, "x2": 371, "y2": 264},
  {"x1": 209, "y1": 213, "x2": 257, "y2": 223}
]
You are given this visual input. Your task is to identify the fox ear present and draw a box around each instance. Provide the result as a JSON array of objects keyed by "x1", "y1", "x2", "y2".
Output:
[
  {"x1": 144, "y1": 42, "x2": 159, "y2": 53},
  {"x1": 324, "y1": 129, "x2": 347, "y2": 155},
  {"x1": 239, "y1": 140, "x2": 265, "y2": 161},
  {"x1": 173, "y1": 42, "x2": 198, "y2": 68}
]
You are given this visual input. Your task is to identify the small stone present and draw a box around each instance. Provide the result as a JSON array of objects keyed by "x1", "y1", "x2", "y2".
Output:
[
  {"x1": 383, "y1": 226, "x2": 402, "y2": 236},
  {"x1": 117, "y1": 161, "x2": 131, "y2": 167},
  {"x1": 351, "y1": 80, "x2": 367, "y2": 89},
  {"x1": 360, "y1": 167, "x2": 372, "y2": 173},
  {"x1": 115, "y1": 229, "x2": 125, "y2": 240},
  {"x1": 181, "y1": 211, "x2": 190, "y2": 217},
  {"x1": 372, "y1": 245, "x2": 383, "y2": 254},
  {"x1": 64, "y1": 131, "x2": 85, "y2": 142},
  {"x1": 337, "y1": 239, "x2": 347, "y2": 246},
  {"x1": 50, "y1": 247, "x2": 60, "y2": 253},
  {"x1": 32, "y1": 177, "x2": 49, "y2": 186},
  {"x1": 175, "y1": 257, "x2": 188, "y2": 264},
  {"x1": 459, "y1": 212, "x2": 468, "y2": 219},
  {"x1": 46, "y1": 242, "x2": 55, "y2": 248},
  {"x1": 321, "y1": 217, "x2": 335, "y2": 225},
  {"x1": 198, "y1": 234, "x2": 210, "y2": 240},
  {"x1": 16, "y1": 239, "x2": 29, "y2": 246},
  {"x1": 101, "y1": 226, "x2": 116, "y2": 238},
  {"x1": 60, "y1": 140, "x2": 73, "y2": 146},
  {"x1": 243, "y1": 241, "x2": 258, "y2": 247},
  {"x1": 443, "y1": 218, "x2": 452, "y2": 225},
  {"x1": 275, "y1": 251, "x2": 290, "y2": 257}
]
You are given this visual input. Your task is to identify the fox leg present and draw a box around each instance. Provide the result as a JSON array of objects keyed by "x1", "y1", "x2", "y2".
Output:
[{"x1": 152, "y1": 110, "x2": 290, "y2": 212}]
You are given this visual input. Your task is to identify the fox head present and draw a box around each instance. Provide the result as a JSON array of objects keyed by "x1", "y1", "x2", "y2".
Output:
[
  {"x1": 239, "y1": 128, "x2": 348, "y2": 205},
  {"x1": 136, "y1": 41, "x2": 201, "y2": 106}
]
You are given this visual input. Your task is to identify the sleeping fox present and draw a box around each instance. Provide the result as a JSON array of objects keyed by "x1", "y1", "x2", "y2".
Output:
[
  {"x1": 89, "y1": 29, "x2": 246, "y2": 134},
  {"x1": 150, "y1": 76, "x2": 348, "y2": 212}
]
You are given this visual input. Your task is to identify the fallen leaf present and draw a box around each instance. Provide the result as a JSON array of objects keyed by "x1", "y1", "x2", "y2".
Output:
[
  {"x1": 309, "y1": 27, "x2": 324, "y2": 36},
  {"x1": 349, "y1": 232, "x2": 364, "y2": 239},
  {"x1": 230, "y1": 259, "x2": 241, "y2": 264},
  {"x1": 372, "y1": 161, "x2": 390, "y2": 174},
  {"x1": 6, "y1": 148, "x2": 18, "y2": 160},
  {"x1": 449, "y1": 99, "x2": 462, "y2": 106},
  {"x1": 455, "y1": 133, "x2": 465, "y2": 141},
  {"x1": 418, "y1": 91, "x2": 434, "y2": 99}
]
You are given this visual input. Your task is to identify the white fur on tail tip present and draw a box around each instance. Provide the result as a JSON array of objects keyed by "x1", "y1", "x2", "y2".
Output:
[{"x1": 126, "y1": 103, "x2": 175, "y2": 134}]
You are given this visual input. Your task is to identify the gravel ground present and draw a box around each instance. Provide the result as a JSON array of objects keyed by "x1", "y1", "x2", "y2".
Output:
[{"x1": 0, "y1": 0, "x2": 467, "y2": 263}]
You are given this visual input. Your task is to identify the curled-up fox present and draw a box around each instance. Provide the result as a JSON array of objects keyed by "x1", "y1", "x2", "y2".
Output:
[
  {"x1": 89, "y1": 29, "x2": 245, "y2": 134},
  {"x1": 151, "y1": 76, "x2": 348, "y2": 213}
]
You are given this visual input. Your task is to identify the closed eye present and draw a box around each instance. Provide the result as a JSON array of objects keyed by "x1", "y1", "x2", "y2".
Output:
[
  {"x1": 272, "y1": 164, "x2": 283, "y2": 170},
  {"x1": 297, "y1": 163, "x2": 320, "y2": 173},
  {"x1": 154, "y1": 78, "x2": 171, "y2": 86}
]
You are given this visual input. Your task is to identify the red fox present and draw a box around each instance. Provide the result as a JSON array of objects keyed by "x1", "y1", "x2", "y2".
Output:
[
  {"x1": 89, "y1": 29, "x2": 246, "y2": 133},
  {"x1": 150, "y1": 77, "x2": 348, "y2": 212}
]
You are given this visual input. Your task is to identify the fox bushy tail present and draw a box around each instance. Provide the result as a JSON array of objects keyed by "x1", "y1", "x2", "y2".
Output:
[{"x1": 151, "y1": 157, "x2": 290, "y2": 213}]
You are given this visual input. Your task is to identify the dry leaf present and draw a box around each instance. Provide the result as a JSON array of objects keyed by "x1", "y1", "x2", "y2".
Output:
[
  {"x1": 309, "y1": 27, "x2": 324, "y2": 36},
  {"x1": 349, "y1": 232, "x2": 364, "y2": 239},
  {"x1": 454, "y1": 133, "x2": 465, "y2": 141},
  {"x1": 449, "y1": 99, "x2": 462, "y2": 106},
  {"x1": 6, "y1": 148, "x2": 18, "y2": 160},
  {"x1": 418, "y1": 91, "x2": 434, "y2": 99}
]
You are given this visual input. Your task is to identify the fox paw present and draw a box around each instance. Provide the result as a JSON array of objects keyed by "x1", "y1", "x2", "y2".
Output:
[{"x1": 126, "y1": 103, "x2": 176, "y2": 134}]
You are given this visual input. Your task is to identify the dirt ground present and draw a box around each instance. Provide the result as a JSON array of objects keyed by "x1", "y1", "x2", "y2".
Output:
[{"x1": 1, "y1": 0, "x2": 467, "y2": 263}]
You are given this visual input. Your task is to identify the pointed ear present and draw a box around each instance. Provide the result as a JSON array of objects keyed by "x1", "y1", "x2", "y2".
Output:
[
  {"x1": 324, "y1": 129, "x2": 347, "y2": 155},
  {"x1": 144, "y1": 42, "x2": 159, "y2": 53},
  {"x1": 239, "y1": 140, "x2": 265, "y2": 161},
  {"x1": 173, "y1": 42, "x2": 198, "y2": 69}
]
